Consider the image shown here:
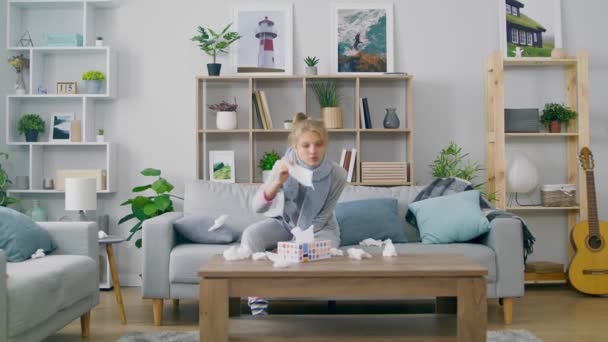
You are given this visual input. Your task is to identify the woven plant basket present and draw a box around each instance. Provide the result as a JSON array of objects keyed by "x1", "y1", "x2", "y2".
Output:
[
  {"x1": 541, "y1": 184, "x2": 576, "y2": 207},
  {"x1": 321, "y1": 107, "x2": 343, "y2": 129}
]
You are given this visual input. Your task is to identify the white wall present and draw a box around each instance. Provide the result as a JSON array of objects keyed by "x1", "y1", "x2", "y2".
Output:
[{"x1": 1, "y1": 0, "x2": 607, "y2": 285}]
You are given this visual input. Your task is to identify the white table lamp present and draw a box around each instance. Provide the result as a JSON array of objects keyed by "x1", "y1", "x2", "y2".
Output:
[
  {"x1": 64, "y1": 177, "x2": 97, "y2": 221},
  {"x1": 506, "y1": 150, "x2": 539, "y2": 206}
]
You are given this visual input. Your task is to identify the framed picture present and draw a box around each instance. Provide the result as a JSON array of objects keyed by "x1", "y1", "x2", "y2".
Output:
[
  {"x1": 50, "y1": 112, "x2": 74, "y2": 142},
  {"x1": 499, "y1": 0, "x2": 562, "y2": 58},
  {"x1": 330, "y1": 2, "x2": 394, "y2": 74},
  {"x1": 231, "y1": 4, "x2": 293, "y2": 75},
  {"x1": 209, "y1": 150, "x2": 235, "y2": 183}
]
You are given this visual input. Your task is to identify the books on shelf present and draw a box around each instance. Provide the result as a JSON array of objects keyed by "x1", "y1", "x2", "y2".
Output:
[
  {"x1": 359, "y1": 97, "x2": 372, "y2": 129},
  {"x1": 252, "y1": 90, "x2": 273, "y2": 129},
  {"x1": 361, "y1": 161, "x2": 408, "y2": 183},
  {"x1": 338, "y1": 148, "x2": 357, "y2": 183}
]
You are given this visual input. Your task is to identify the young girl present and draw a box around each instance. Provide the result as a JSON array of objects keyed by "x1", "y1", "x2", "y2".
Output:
[{"x1": 241, "y1": 112, "x2": 347, "y2": 315}]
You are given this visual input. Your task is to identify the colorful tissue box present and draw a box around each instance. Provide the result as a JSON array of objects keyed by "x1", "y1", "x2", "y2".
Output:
[
  {"x1": 277, "y1": 240, "x2": 331, "y2": 263},
  {"x1": 43, "y1": 33, "x2": 83, "y2": 47}
]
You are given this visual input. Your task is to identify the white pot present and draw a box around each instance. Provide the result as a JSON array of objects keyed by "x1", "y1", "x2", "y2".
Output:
[
  {"x1": 96, "y1": 135, "x2": 105, "y2": 143},
  {"x1": 262, "y1": 170, "x2": 273, "y2": 183},
  {"x1": 216, "y1": 111, "x2": 237, "y2": 130},
  {"x1": 305, "y1": 66, "x2": 318, "y2": 75}
]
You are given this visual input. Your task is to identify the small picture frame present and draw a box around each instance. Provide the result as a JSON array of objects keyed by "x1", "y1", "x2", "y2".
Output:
[
  {"x1": 50, "y1": 112, "x2": 74, "y2": 142},
  {"x1": 209, "y1": 150, "x2": 235, "y2": 183},
  {"x1": 57, "y1": 81, "x2": 77, "y2": 94}
]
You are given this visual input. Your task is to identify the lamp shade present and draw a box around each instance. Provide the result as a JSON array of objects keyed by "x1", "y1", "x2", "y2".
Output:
[
  {"x1": 506, "y1": 150, "x2": 539, "y2": 194},
  {"x1": 65, "y1": 178, "x2": 97, "y2": 211}
]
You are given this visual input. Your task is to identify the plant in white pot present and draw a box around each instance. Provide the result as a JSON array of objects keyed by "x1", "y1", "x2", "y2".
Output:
[
  {"x1": 259, "y1": 150, "x2": 281, "y2": 183},
  {"x1": 191, "y1": 23, "x2": 241, "y2": 76},
  {"x1": 96, "y1": 129, "x2": 105, "y2": 142},
  {"x1": 312, "y1": 80, "x2": 342, "y2": 128},
  {"x1": 82, "y1": 70, "x2": 105, "y2": 94},
  {"x1": 304, "y1": 56, "x2": 319, "y2": 75},
  {"x1": 208, "y1": 99, "x2": 238, "y2": 130}
]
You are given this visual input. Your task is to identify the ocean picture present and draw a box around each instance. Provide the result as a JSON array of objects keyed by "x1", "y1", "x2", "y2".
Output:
[{"x1": 337, "y1": 9, "x2": 388, "y2": 72}]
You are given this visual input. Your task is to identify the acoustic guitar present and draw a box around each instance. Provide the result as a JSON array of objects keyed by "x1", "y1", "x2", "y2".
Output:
[{"x1": 569, "y1": 147, "x2": 608, "y2": 295}]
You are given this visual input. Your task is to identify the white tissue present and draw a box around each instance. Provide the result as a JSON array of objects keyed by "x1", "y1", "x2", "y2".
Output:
[
  {"x1": 291, "y1": 224, "x2": 315, "y2": 243},
  {"x1": 223, "y1": 245, "x2": 251, "y2": 261},
  {"x1": 347, "y1": 248, "x2": 372, "y2": 261},
  {"x1": 208, "y1": 214, "x2": 228, "y2": 232},
  {"x1": 330, "y1": 248, "x2": 344, "y2": 257},
  {"x1": 382, "y1": 239, "x2": 397, "y2": 257},
  {"x1": 286, "y1": 161, "x2": 314, "y2": 188},
  {"x1": 31, "y1": 248, "x2": 46, "y2": 259},
  {"x1": 359, "y1": 238, "x2": 383, "y2": 247},
  {"x1": 98, "y1": 230, "x2": 108, "y2": 239},
  {"x1": 252, "y1": 252, "x2": 268, "y2": 261},
  {"x1": 265, "y1": 252, "x2": 292, "y2": 268}
]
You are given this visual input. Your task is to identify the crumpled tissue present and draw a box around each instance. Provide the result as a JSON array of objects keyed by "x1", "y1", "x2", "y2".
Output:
[
  {"x1": 382, "y1": 239, "x2": 397, "y2": 257},
  {"x1": 252, "y1": 252, "x2": 268, "y2": 261},
  {"x1": 223, "y1": 245, "x2": 251, "y2": 261},
  {"x1": 285, "y1": 159, "x2": 314, "y2": 188},
  {"x1": 347, "y1": 248, "x2": 372, "y2": 261},
  {"x1": 359, "y1": 238, "x2": 383, "y2": 247},
  {"x1": 31, "y1": 248, "x2": 46, "y2": 259},
  {"x1": 208, "y1": 214, "x2": 229, "y2": 232},
  {"x1": 330, "y1": 248, "x2": 344, "y2": 257},
  {"x1": 265, "y1": 252, "x2": 292, "y2": 268}
]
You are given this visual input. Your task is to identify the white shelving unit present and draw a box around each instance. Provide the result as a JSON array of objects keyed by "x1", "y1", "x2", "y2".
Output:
[{"x1": 5, "y1": 0, "x2": 117, "y2": 195}]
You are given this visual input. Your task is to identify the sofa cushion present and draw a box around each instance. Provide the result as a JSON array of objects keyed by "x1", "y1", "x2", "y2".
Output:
[
  {"x1": 407, "y1": 190, "x2": 491, "y2": 244},
  {"x1": 336, "y1": 198, "x2": 407, "y2": 246},
  {"x1": 170, "y1": 243, "x2": 239, "y2": 283},
  {"x1": 173, "y1": 214, "x2": 237, "y2": 244},
  {"x1": 6, "y1": 255, "x2": 97, "y2": 337},
  {"x1": 0, "y1": 206, "x2": 56, "y2": 262},
  {"x1": 341, "y1": 242, "x2": 497, "y2": 282}
]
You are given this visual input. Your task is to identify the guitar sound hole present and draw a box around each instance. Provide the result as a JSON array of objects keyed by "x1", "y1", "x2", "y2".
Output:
[{"x1": 588, "y1": 236, "x2": 603, "y2": 250}]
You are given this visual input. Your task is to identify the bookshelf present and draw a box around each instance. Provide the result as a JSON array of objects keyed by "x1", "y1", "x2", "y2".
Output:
[
  {"x1": 196, "y1": 74, "x2": 414, "y2": 186},
  {"x1": 485, "y1": 51, "x2": 590, "y2": 283}
]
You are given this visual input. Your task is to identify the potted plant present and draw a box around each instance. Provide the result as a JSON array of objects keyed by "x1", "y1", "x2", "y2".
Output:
[
  {"x1": 540, "y1": 103, "x2": 578, "y2": 133},
  {"x1": 0, "y1": 152, "x2": 19, "y2": 207},
  {"x1": 259, "y1": 150, "x2": 281, "y2": 183},
  {"x1": 8, "y1": 54, "x2": 30, "y2": 95},
  {"x1": 82, "y1": 70, "x2": 106, "y2": 94},
  {"x1": 304, "y1": 56, "x2": 319, "y2": 75},
  {"x1": 312, "y1": 80, "x2": 342, "y2": 128},
  {"x1": 95, "y1": 36, "x2": 104, "y2": 47},
  {"x1": 97, "y1": 129, "x2": 105, "y2": 142},
  {"x1": 191, "y1": 23, "x2": 241, "y2": 76},
  {"x1": 208, "y1": 98, "x2": 238, "y2": 130},
  {"x1": 17, "y1": 113, "x2": 45, "y2": 142},
  {"x1": 119, "y1": 168, "x2": 183, "y2": 248}
]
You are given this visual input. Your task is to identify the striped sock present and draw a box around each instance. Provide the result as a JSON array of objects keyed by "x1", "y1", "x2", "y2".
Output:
[{"x1": 248, "y1": 297, "x2": 269, "y2": 316}]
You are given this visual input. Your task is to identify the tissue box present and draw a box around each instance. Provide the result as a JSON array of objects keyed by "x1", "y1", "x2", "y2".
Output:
[
  {"x1": 43, "y1": 33, "x2": 83, "y2": 47},
  {"x1": 277, "y1": 240, "x2": 331, "y2": 263}
]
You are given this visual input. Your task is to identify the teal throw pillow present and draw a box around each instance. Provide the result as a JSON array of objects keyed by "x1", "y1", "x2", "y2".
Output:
[
  {"x1": 407, "y1": 190, "x2": 490, "y2": 244},
  {"x1": 0, "y1": 206, "x2": 56, "y2": 262},
  {"x1": 336, "y1": 198, "x2": 406, "y2": 246}
]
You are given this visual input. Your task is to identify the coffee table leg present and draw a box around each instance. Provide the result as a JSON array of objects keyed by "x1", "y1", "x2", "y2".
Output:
[
  {"x1": 200, "y1": 278, "x2": 229, "y2": 342},
  {"x1": 457, "y1": 277, "x2": 487, "y2": 342}
]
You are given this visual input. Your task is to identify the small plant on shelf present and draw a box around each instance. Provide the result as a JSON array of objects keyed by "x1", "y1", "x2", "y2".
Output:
[
  {"x1": 259, "y1": 150, "x2": 281, "y2": 183},
  {"x1": 208, "y1": 98, "x2": 239, "y2": 130},
  {"x1": 97, "y1": 129, "x2": 105, "y2": 142},
  {"x1": 0, "y1": 152, "x2": 19, "y2": 207},
  {"x1": 17, "y1": 113, "x2": 45, "y2": 142},
  {"x1": 540, "y1": 103, "x2": 577, "y2": 133},
  {"x1": 82, "y1": 70, "x2": 106, "y2": 81},
  {"x1": 207, "y1": 98, "x2": 238, "y2": 112},
  {"x1": 191, "y1": 23, "x2": 241, "y2": 76},
  {"x1": 97, "y1": 129, "x2": 105, "y2": 135},
  {"x1": 304, "y1": 56, "x2": 320, "y2": 76},
  {"x1": 312, "y1": 80, "x2": 342, "y2": 128}
]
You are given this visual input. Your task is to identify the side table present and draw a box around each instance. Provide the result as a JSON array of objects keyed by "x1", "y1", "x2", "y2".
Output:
[{"x1": 99, "y1": 235, "x2": 127, "y2": 325}]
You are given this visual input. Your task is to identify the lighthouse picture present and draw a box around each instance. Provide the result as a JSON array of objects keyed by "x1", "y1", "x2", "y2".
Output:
[{"x1": 233, "y1": 5, "x2": 293, "y2": 74}]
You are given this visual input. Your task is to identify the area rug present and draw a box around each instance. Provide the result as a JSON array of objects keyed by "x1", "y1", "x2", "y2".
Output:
[{"x1": 118, "y1": 329, "x2": 543, "y2": 341}]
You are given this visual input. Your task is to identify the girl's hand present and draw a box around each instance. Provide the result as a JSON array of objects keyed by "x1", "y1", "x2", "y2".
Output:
[{"x1": 274, "y1": 159, "x2": 292, "y2": 186}]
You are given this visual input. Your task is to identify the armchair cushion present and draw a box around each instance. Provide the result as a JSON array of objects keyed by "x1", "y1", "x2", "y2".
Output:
[
  {"x1": 0, "y1": 207, "x2": 56, "y2": 262},
  {"x1": 173, "y1": 214, "x2": 237, "y2": 244}
]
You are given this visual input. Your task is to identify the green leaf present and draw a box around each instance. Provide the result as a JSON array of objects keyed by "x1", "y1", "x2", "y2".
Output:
[
  {"x1": 133, "y1": 184, "x2": 152, "y2": 192},
  {"x1": 220, "y1": 22, "x2": 233, "y2": 35},
  {"x1": 133, "y1": 207, "x2": 147, "y2": 221},
  {"x1": 126, "y1": 228, "x2": 138, "y2": 241},
  {"x1": 135, "y1": 238, "x2": 142, "y2": 248},
  {"x1": 154, "y1": 194, "x2": 172, "y2": 211},
  {"x1": 120, "y1": 199, "x2": 133, "y2": 206},
  {"x1": 118, "y1": 213, "x2": 135, "y2": 225},
  {"x1": 151, "y1": 178, "x2": 174, "y2": 194},
  {"x1": 208, "y1": 28, "x2": 219, "y2": 37},
  {"x1": 215, "y1": 41, "x2": 228, "y2": 50},
  {"x1": 141, "y1": 168, "x2": 161, "y2": 177},
  {"x1": 143, "y1": 203, "x2": 158, "y2": 216},
  {"x1": 132, "y1": 196, "x2": 151, "y2": 209},
  {"x1": 129, "y1": 221, "x2": 142, "y2": 233}
]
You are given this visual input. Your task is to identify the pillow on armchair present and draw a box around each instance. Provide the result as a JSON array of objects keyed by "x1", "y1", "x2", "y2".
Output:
[
  {"x1": 336, "y1": 198, "x2": 407, "y2": 246},
  {"x1": 173, "y1": 214, "x2": 237, "y2": 244},
  {"x1": 0, "y1": 206, "x2": 56, "y2": 262},
  {"x1": 407, "y1": 190, "x2": 490, "y2": 244}
]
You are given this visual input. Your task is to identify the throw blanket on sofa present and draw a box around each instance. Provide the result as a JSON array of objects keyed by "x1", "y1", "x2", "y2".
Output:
[{"x1": 405, "y1": 177, "x2": 536, "y2": 261}]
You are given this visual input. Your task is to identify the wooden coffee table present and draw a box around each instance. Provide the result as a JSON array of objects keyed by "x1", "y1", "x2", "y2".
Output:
[{"x1": 199, "y1": 254, "x2": 487, "y2": 342}]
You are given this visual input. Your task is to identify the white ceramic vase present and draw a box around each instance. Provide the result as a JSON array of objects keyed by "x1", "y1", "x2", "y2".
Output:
[
  {"x1": 96, "y1": 135, "x2": 105, "y2": 143},
  {"x1": 216, "y1": 111, "x2": 237, "y2": 130},
  {"x1": 262, "y1": 170, "x2": 273, "y2": 183}
]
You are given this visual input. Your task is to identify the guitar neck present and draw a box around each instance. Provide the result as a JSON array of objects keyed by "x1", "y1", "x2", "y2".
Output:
[{"x1": 586, "y1": 170, "x2": 600, "y2": 236}]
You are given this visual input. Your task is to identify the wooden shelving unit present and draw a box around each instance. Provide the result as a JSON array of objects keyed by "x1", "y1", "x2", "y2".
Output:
[
  {"x1": 485, "y1": 51, "x2": 590, "y2": 283},
  {"x1": 196, "y1": 74, "x2": 414, "y2": 185}
]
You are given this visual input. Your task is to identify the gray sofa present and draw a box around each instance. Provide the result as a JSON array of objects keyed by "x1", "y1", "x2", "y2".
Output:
[
  {"x1": 142, "y1": 181, "x2": 523, "y2": 325},
  {"x1": 0, "y1": 222, "x2": 99, "y2": 342}
]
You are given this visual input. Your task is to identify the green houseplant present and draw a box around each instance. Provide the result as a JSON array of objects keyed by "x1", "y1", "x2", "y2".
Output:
[
  {"x1": 304, "y1": 56, "x2": 319, "y2": 75},
  {"x1": 258, "y1": 150, "x2": 281, "y2": 183},
  {"x1": 430, "y1": 141, "x2": 496, "y2": 202},
  {"x1": 312, "y1": 80, "x2": 342, "y2": 128},
  {"x1": 119, "y1": 168, "x2": 184, "y2": 248},
  {"x1": 191, "y1": 23, "x2": 241, "y2": 76},
  {"x1": 540, "y1": 103, "x2": 578, "y2": 133},
  {"x1": 17, "y1": 113, "x2": 45, "y2": 142},
  {"x1": 82, "y1": 70, "x2": 106, "y2": 94},
  {"x1": 0, "y1": 152, "x2": 19, "y2": 207}
]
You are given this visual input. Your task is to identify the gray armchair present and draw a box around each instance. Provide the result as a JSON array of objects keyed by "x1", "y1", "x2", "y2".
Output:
[{"x1": 0, "y1": 222, "x2": 99, "y2": 342}]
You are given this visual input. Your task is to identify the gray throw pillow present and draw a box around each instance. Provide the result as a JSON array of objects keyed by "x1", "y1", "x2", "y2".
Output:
[{"x1": 173, "y1": 214, "x2": 237, "y2": 244}]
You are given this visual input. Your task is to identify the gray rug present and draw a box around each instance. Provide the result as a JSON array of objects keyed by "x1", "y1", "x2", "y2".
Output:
[{"x1": 118, "y1": 329, "x2": 543, "y2": 341}]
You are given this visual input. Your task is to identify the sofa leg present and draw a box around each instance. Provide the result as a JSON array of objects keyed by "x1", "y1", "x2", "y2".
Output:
[
  {"x1": 153, "y1": 299, "x2": 163, "y2": 326},
  {"x1": 80, "y1": 311, "x2": 91, "y2": 337},
  {"x1": 502, "y1": 297, "x2": 513, "y2": 325}
]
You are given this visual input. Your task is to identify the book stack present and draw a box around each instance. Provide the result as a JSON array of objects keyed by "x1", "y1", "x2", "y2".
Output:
[
  {"x1": 338, "y1": 148, "x2": 357, "y2": 183},
  {"x1": 252, "y1": 90, "x2": 273, "y2": 129},
  {"x1": 361, "y1": 161, "x2": 408, "y2": 184}
]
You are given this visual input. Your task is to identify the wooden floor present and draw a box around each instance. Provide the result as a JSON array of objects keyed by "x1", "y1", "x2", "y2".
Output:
[{"x1": 45, "y1": 285, "x2": 608, "y2": 342}]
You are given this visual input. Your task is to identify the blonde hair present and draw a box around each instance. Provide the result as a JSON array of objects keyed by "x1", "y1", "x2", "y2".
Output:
[{"x1": 288, "y1": 112, "x2": 329, "y2": 148}]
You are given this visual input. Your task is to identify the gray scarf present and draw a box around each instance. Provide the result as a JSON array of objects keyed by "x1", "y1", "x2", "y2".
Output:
[{"x1": 282, "y1": 147, "x2": 333, "y2": 231}]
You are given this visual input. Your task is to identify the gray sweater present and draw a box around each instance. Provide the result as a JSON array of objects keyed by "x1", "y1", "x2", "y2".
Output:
[{"x1": 252, "y1": 161, "x2": 347, "y2": 234}]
